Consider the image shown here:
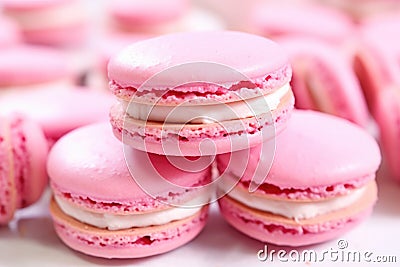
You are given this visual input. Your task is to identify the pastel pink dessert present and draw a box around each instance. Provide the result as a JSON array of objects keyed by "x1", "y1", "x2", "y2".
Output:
[
  {"x1": 0, "y1": 16, "x2": 21, "y2": 48},
  {"x1": 319, "y1": 0, "x2": 400, "y2": 21},
  {"x1": 0, "y1": 86, "x2": 114, "y2": 141},
  {"x1": 217, "y1": 110, "x2": 381, "y2": 246},
  {"x1": 277, "y1": 37, "x2": 369, "y2": 126},
  {"x1": 354, "y1": 13, "x2": 400, "y2": 113},
  {"x1": 2, "y1": 0, "x2": 87, "y2": 46},
  {"x1": 0, "y1": 45, "x2": 73, "y2": 94},
  {"x1": 195, "y1": 0, "x2": 259, "y2": 30},
  {"x1": 109, "y1": 31, "x2": 294, "y2": 156},
  {"x1": 48, "y1": 123, "x2": 211, "y2": 258},
  {"x1": 374, "y1": 88, "x2": 400, "y2": 181},
  {"x1": 109, "y1": 0, "x2": 189, "y2": 34},
  {"x1": 249, "y1": 2, "x2": 355, "y2": 43},
  {"x1": 0, "y1": 114, "x2": 48, "y2": 225}
]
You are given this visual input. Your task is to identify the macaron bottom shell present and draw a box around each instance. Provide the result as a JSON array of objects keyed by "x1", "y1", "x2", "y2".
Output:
[
  {"x1": 50, "y1": 198, "x2": 209, "y2": 259},
  {"x1": 218, "y1": 181, "x2": 377, "y2": 247}
]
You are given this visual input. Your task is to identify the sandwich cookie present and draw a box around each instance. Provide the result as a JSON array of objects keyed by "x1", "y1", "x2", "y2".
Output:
[
  {"x1": 217, "y1": 110, "x2": 381, "y2": 246},
  {"x1": 0, "y1": 115, "x2": 48, "y2": 225},
  {"x1": 48, "y1": 123, "x2": 211, "y2": 258},
  {"x1": 109, "y1": 31, "x2": 294, "y2": 156}
]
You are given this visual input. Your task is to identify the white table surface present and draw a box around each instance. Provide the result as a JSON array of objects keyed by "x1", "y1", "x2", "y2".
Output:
[{"x1": 0, "y1": 163, "x2": 399, "y2": 267}]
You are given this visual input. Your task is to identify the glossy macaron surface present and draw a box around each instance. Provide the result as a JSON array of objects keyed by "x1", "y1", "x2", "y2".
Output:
[
  {"x1": 48, "y1": 122, "x2": 212, "y2": 211},
  {"x1": 218, "y1": 110, "x2": 380, "y2": 196},
  {"x1": 108, "y1": 31, "x2": 291, "y2": 103}
]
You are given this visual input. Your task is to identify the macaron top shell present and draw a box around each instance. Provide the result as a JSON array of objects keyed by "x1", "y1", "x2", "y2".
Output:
[
  {"x1": 0, "y1": 46, "x2": 69, "y2": 86},
  {"x1": 108, "y1": 31, "x2": 291, "y2": 103},
  {"x1": 218, "y1": 110, "x2": 381, "y2": 198},
  {"x1": 110, "y1": 0, "x2": 188, "y2": 26},
  {"x1": 48, "y1": 123, "x2": 211, "y2": 213}
]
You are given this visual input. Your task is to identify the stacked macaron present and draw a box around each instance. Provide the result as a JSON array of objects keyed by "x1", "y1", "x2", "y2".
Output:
[
  {"x1": 217, "y1": 110, "x2": 381, "y2": 246},
  {"x1": 108, "y1": 31, "x2": 294, "y2": 156},
  {"x1": 50, "y1": 30, "x2": 295, "y2": 258},
  {"x1": 48, "y1": 123, "x2": 211, "y2": 258}
]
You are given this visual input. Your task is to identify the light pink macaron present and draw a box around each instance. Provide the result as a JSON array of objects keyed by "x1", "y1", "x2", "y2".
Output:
[
  {"x1": 217, "y1": 110, "x2": 381, "y2": 246},
  {"x1": 249, "y1": 2, "x2": 355, "y2": 43},
  {"x1": 354, "y1": 12, "x2": 400, "y2": 113},
  {"x1": 0, "y1": 45, "x2": 73, "y2": 91},
  {"x1": 374, "y1": 88, "x2": 400, "y2": 181},
  {"x1": 2, "y1": 0, "x2": 87, "y2": 46},
  {"x1": 0, "y1": 114, "x2": 48, "y2": 225},
  {"x1": 320, "y1": 0, "x2": 400, "y2": 21},
  {"x1": 48, "y1": 122, "x2": 211, "y2": 258},
  {"x1": 0, "y1": 15, "x2": 21, "y2": 48},
  {"x1": 277, "y1": 37, "x2": 369, "y2": 126},
  {"x1": 108, "y1": 0, "x2": 189, "y2": 34},
  {"x1": 109, "y1": 31, "x2": 294, "y2": 156},
  {"x1": 0, "y1": 86, "x2": 114, "y2": 141}
]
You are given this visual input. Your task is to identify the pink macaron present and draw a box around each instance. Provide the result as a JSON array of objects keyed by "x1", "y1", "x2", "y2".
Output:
[
  {"x1": 0, "y1": 45, "x2": 73, "y2": 93},
  {"x1": 320, "y1": 0, "x2": 400, "y2": 21},
  {"x1": 249, "y1": 2, "x2": 355, "y2": 43},
  {"x1": 0, "y1": 15, "x2": 21, "y2": 48},
  {"x1": 277, "y1": 37, "x2": 369, "y2": 126},
  {"x1": 217, "y1": 110, "x2": 381, "y2": 246},
  {"x1": 354, "y1": 13, "x2": 400, "y2": 113},
  {"x1": 0, "y1": 114, "x2": 48, "y2": 225},
  {"x1": 2, "y1": 0, "x2": 87, "y2": 46},
  {"x1": 374, "y1": 88, "x2": 400, "y2": 181},
  {"x1": 48, "y1": 122, "x2": 211, "y2": 258},
  {"x1": 108, "y1": 31, "x2": 294, "y2": 156},
  {"x1": 108, "y1": 0, "x2": 189, "y2": 34},
  {"x1": 0, "y1": 86, "x2": 114, "y2": 141}
]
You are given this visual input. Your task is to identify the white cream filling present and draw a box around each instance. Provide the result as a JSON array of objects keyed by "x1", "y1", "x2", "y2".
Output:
[
  {"x1": 123, "y1": 83, "x2": 290, "y2": 123},
  {"x1": 55, "y1": 195, "x2": 206, "y2": 230},
  {"x1": 219, "y1": 180, "x2": 366, "y2": 220},
  {"x1": 5, "y1": 1, "x2": 85, "y2": 30}
]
